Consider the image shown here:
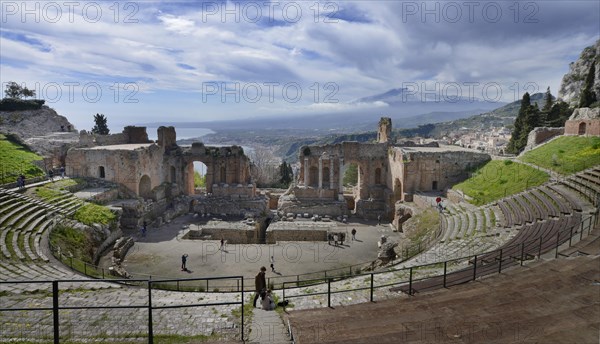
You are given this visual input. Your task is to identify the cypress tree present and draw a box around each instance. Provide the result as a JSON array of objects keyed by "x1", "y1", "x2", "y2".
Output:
[
  {"x1": 507, "y1": 92, "x2": 531, "y2": 154},
  {"x1": 579, "y1": 61, "x2": 597, "y2": 108}
]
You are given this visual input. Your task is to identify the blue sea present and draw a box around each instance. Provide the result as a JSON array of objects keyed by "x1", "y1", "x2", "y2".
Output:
[{"x1": 145, "y1": 127, "x2": 214, "y2": 141}]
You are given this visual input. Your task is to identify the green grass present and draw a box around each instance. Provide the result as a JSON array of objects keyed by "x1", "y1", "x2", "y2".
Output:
[
  {"x1": 407, "y1": 208, "x2": 440, "y2": 244},
  {"x1": 0, "y1": 133, "x2": 44, "y2": 184},
  {"x1": 35, "y1": 186, "x2": 63, "y2": 200},
  {"x1": 73, "y1": 203, "x2": 116, "y2": 225},
  {"x1": 520, "y1": 136, "x2": 600, "y2": 174},
  {"x1": 453, "y1": 160, "x2": 549, "y2": 206},
  {"x1": 43, "y1": 178, "x2": 80, "y2": 190},
  {"x1": 49, "y1": 224, "x2": 93, "y2": 264}
]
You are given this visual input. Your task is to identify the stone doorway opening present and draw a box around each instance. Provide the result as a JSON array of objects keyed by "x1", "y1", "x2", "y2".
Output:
[{"x1": 191, "y1": 161, "x2": 208, "y2": 195}]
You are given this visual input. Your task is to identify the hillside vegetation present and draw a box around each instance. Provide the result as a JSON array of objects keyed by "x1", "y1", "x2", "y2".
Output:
[
  {"x1": 453, "y1": 160, "x2": 549, "y2": 206},
  {"x1": 0, "y1": 133, "x2": 44, "y2": 184},
  {"x1": 520, "y1": 136, "x2": 600, "y2": 174}
]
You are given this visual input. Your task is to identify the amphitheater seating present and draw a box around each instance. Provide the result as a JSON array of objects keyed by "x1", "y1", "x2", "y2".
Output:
[
  {"x1": 530, "y1": 189, "x2": 560, "y2": 218},
  {"x1": 288, "y1": 255, "x2": 600, "y2": 344},
  {"x1": 0, "y1": 188, "x2": 113, "y2": 293}
]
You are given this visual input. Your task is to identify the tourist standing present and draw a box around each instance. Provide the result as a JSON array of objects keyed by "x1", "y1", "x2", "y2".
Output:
[
  {"x1": 253, "y1": 266, "x2": 267, "y2": 307},
  {"x1": 48, "y1": 169, "x2": 54, "y2": 182},
  {"x1": 60, "y1": 166, "x2": 65, "y2": 179},
  {"x1": 16, "y1": 176, "x2": 22, "y2": 189},
  {"x1": 377, "y1": 214, "x2": 382, "y2": 225},
  {"x1": 181, "y1": 254, "x2": 188, "y2": 271},
  {"x1": 351, "y1": 228, "x2": 357, "y2": 241},
  {"x1": 20, "y1": 174, "x2": 26, "y2": 188},
  {"x1": 270, "y1": 256, "x2": 275, "y2": 272},
  {"x1": 220, "y1": 238, "x2": 225, "y2": 250}
]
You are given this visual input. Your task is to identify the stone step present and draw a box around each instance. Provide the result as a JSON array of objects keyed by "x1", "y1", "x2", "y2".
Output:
[{"x1": 0, "y1": 227, "x2": 11, "y2": 259}]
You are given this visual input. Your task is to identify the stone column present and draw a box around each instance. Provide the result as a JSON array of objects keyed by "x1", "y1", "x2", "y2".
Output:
[
  {"x1": 318, "y1": 157, "x2": 323, "y2": 189},
  {"x1": 338, "y1": 157, "x2": 344, "y2": 200},
  {"x1": 303, "y1": 158, "x2": 309, "y2": 186},
  {"x1": 329, "y1": 157, "x2": 334, "y2": 189}
]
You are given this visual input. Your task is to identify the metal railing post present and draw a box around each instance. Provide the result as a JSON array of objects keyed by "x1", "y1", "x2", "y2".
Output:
[
  {"x1": 443, "y1": 261, "x2": 447, "y2": 288},
  {"x1": 555, "y1": 231, "x2": 560, "y2": 258},
  {"x1": 52, "y1": 281, "x2": 59, "y2": 344},
  {"x1": 148, "y1": 280, "x2": 153, "y2": 344},
  {"x1": 498, "y1": 249, "x2": 503, "y2": 273},
  {"x1": 370, "y1": 273, "x2": 374, "y2": 302},
  {"x1": 241, "y1": 278, "x2": 244, "y2": 342},
  {"x1": 569, "y1": 226, "x2": 573, "y2": 247},
  {"x1": 520, "y1": 243, "x2": 525, "y2": 266},
  {"x1": 327, "y1": 278, "x2": 331, "y2": 308},
  {"x1": 473, "y1": 255, "x2": 477, "y2": 280},
  {"x1": 408, "y1": 267, "x2": 413, "y2": 296}
]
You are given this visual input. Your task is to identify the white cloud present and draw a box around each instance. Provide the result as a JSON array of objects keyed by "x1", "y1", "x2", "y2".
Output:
[{"x1": 0, "y1": 1, "x2": 598, "y2": 125}]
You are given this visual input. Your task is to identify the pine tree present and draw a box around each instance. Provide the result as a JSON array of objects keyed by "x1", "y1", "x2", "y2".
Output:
[
  {"x1": 507, "y1": 92, "x2": 531, "y2": 154},
  {"x1": 91, "y1": 113, "x2": 110, "y2": 135},
  {"x1": 278, "y1": 161, "x2": 293, "y2": 187},
  {"x1": 579, "y1": 61, "x2": 597, "y2": 108},
  {"x1": 546, "y1": 101, "x2": 573, "y2": 127},
  {"x1": 542, "y1": 87, "x2": 553, "y2": 113}
]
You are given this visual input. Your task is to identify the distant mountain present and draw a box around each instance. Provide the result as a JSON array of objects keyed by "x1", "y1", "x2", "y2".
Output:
[
  {"x1": 141, "y1": 87, "x2": 505, "y2": 133},
  {"x1": 352, "y1": 86, "x2": 503, "y2": 107},
  {"x1": 396, "y1": 93, "x2": 547, "y2": 138}
]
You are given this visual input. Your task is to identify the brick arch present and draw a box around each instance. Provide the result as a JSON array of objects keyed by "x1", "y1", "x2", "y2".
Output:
[
  {"x1": 139, "y1": 175, "x2": 152, "y2": 199},
  {"x1": 579, "y1": 122, "x2": 587, "y2": 135}
]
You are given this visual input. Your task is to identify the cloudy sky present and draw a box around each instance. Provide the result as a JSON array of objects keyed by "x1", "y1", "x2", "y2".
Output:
[{"x1": 1, "y1": 0, "x2": 598, "y2": 131}]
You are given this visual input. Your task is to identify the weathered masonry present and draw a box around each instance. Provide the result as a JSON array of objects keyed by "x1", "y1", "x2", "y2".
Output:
[
  {"x1": 66, "y1": 126, "x2": 255, "y2": 200},
  {"x1": 279, "y1": 118, "x2": 491, "y2": 221}
]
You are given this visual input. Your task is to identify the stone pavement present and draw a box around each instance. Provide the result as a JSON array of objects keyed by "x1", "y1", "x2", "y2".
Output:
[
  {"x1": 0, "y1": 286, "x2": 243, "y2": 342},
  {"x1": 248, "y1": 308, "x2": 291, "y2": 343}
]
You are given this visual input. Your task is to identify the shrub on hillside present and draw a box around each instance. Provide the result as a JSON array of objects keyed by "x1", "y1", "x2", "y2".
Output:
[{"x1": 0, "y1": 98, "x2": 45, "y2": 111}]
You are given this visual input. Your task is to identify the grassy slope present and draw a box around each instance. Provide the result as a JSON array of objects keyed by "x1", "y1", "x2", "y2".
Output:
[
  {"x1": 520, "y1": 136, "x2": 600, "y2": 174},
  {"x1": 453, "y1": 160, "x2": 549, "y2": 206},
  {"x1": 0, "y1": 133, "x2": 44, "y2": 184}
]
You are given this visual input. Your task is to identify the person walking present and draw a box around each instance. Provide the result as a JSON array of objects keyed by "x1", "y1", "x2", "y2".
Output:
[
  {"x1": 270, "y1": 256, "x2": 275, "y2": 272},
  {"x1": 181, "y1": 254, "x2": 188, "y2": 271},
  {"x1": 377, "y1": 214, "x2": 382, "y2": 225},
  {"x1": 60, "y1": 166, "x2": 65, "y2": 179},
  {"x1": 351, "y1": 228, "x2": 357, "y2": 241},
  {"x1": 253, "y1": 266, "x2": 267, "y2": 307}
]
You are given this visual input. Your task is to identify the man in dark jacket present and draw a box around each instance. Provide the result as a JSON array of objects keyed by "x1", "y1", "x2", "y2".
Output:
[{"x1": 253, "y1": 266, "x2": 267, "y2": 307}]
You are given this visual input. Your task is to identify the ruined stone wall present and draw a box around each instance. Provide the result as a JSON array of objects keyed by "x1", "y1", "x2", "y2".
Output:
[
  {"x1": 191, "y1": 196, "x2": 268, "y2": 216},
  {"x1": 185, "y1": 228, "x2": 257, "y2": 244},
  {"x1": 66, "y1": 143, "x2": 166, "y2": 197},
  {"x1": 565, "y1": 120, "x2": 600, "y2": 136},
  {"x1": 525, "y1": 127, "x2": 565, "y2": 151},
  {"x1": 83, "y1": 126, "x2": 151, "y2": 146},
  {"x1": 182, "y1": 143, "x2": 253, "y2": 195},
  {"x1": 212, "y1": 184, "x2": 256, "y2": 198},
  {"x1": 377, "y1": 117, "x2": 392, "y2": 143},
  {"x1": 266, "y1": 229, "x2": 327, "y2": 243},
  {"x1": 402, "y1": 150, "x2": 490, "y2": 194},
  {"x1": 157, "y1": 126, "x2": 176, "y2": 148},
  {"x1": 277, "y1": 196, "x2": 348, "y2": 217}
]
